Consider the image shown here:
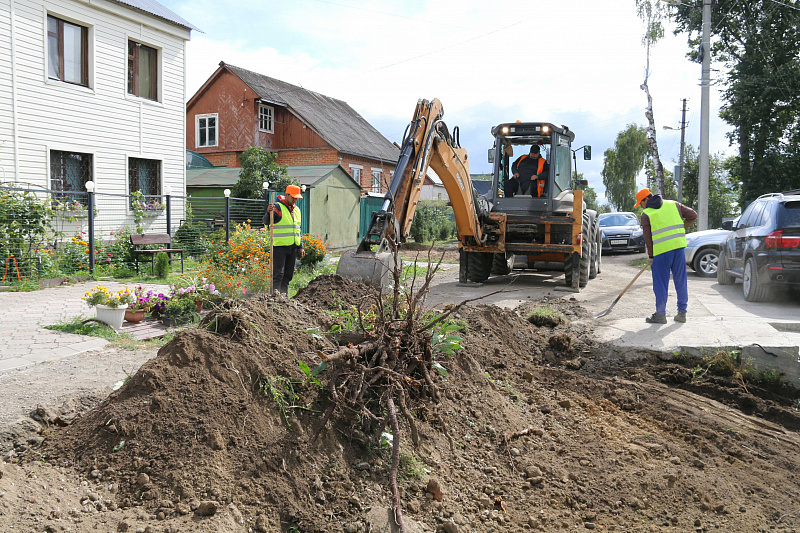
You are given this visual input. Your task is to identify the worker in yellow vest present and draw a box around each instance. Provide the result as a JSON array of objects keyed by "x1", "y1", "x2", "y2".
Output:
[
  {"x1": 634, "y1": 187, "x2": 697, "y2": 324},
  {"x1": 264, "y1": 184, "x2": 305, "y2": 295}
]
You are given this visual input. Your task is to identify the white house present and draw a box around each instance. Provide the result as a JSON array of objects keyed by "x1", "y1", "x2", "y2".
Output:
[
  {"x1": 420, "y1": 167, "x2": 448, "y2": 201},
  {"x1": 0, "y1": 0, "x2": 196, "y2": 218}
]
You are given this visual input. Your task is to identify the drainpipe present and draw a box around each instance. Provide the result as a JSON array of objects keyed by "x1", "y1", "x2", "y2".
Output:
[{"x1": 10, "y1": 0, "x2": 20, "y2": 183}]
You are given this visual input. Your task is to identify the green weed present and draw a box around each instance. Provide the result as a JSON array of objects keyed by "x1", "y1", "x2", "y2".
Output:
[{"x1": 260, "y1": 375, "x2": 299, "y2": 428}]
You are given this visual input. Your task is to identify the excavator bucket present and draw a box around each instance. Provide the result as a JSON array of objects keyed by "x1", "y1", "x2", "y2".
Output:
[{"x1": 336, "y1": 249, "x2": 402, "y2": 290}]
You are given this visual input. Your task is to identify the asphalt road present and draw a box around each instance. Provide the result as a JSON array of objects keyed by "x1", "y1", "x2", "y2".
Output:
[{"x1": 426, "y1": 251, "x2": 800, "y2": 358}]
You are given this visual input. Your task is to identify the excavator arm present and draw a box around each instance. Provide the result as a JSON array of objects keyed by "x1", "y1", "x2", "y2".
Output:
[{"x1": 338, "y1": 98, "x2": 486, "y2": 287}]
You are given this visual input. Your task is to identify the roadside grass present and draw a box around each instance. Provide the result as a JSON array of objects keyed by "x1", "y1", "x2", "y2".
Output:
[
  {"x1": 527, "y1": 306, "x2": 568, "y2": 325},
  {"x1": 630, "y1": 257, "x2": 651, "y2": 269}
]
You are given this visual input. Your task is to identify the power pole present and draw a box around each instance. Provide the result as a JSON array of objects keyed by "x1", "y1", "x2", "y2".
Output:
[
  {"x1": 698, "y1": 0, "x2": 711, "y2": 230},
  {"x1": 678, "y1": 98, "x2": 687, "y2": 204}
]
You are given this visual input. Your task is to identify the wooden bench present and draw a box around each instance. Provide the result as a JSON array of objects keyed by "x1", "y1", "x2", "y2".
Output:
[{"x1": 130, "y1": 234, "x2": 186, "y2": 274}]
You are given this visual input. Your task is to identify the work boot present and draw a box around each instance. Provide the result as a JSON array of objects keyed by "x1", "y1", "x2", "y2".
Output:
[
  {"x1": 674, "y1": 311, "x2": 687, "y2": 323},
  {"x1": 645, "y1": 313, "x2": 667, "y2": 324}
]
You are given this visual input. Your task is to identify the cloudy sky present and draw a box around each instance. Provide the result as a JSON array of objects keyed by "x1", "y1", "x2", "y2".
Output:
[{"x1": 163, "y1": 0, "x2": 732, "y2": 206}]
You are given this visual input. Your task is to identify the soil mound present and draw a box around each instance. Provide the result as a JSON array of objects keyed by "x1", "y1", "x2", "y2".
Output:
[
  {"x1": 27, "y1": 278, "x2": 800, "y2": 533},
  {"x1": 294, "y1": 274, "x2": 379, "y2": 311}
]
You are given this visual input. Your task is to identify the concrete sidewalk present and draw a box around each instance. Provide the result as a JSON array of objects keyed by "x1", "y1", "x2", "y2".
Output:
[{"x1": 0, "y1": 281, "x2": 168, "y2": 372}]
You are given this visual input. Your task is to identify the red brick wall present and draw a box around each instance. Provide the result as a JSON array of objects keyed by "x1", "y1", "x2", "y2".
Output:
[
  {"x1": 338, "y1": 154, "x2": 396, "y2": 193},
  {"x1": 276, "y1": 149, "x2": 339, "y2": 167},
  {"x1": 202, "y1": 152, "x2": 242, "y2": 167}
]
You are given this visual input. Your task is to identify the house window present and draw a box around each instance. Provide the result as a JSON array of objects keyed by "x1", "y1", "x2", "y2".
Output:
[
  {"x1": 259, "y1": 104, "x2": 274, "y2": 133},
  {"x1": 129, "y1": 158, "x2": 161, "y2": 205},
  {"x1": 47, "y1": 15, "x2": 88, "y2": 86},
  {"x1": 349, "y1": 165, "x2": 362, "y2": 186},
  {"x1": 371, "y1": 169, "x2": 382, "y2": 193},
  {"x1": 196, "y1": 114, "x2": 218, "y2": 147},
  {"x1": 127, "y1": 40, "x2": 158, "y2": 101},
  {"x1": 50, "y1": 150, "x2": 92, "y2": 203}
]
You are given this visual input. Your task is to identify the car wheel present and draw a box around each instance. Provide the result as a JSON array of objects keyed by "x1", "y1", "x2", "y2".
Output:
[
  {"x1": 692, "y1": 248, "x2": 719, "y2": 278},
  {"x1": 743, "y1": 256, "x2": 772, "y2": 302},
  {"x1": 716, "y1": 249, "x2": 734, "y2": 285}
]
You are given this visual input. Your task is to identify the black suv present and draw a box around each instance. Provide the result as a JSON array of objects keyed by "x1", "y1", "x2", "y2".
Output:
[{"x1": 717, "y1": 191, "x2": 800, "y2": 301}]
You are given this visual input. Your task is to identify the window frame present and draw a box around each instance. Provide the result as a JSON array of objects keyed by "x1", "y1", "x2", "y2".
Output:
[
  {"x1": 127, "y1": 39, "x2": 160, "y2": 102},
  {"x1": 127, "y1": 156, "x2": 163, "y2": 209},
  {"x1": 46, "y1": 14, "x2": 89, "y2": 87},
  {"x1": 258, "y1": 104, "x2": 274, "y2": 133},
  {"x1": 195, "y1": 113, "x2": 219, "y2": 148},
  {"x1": 349, "y1": 164, "x2": 363, "y2": 185},
  {"x1": 49, "y1": 149, "x2": 94, "y2": 204},
  {"x1": 371, "y1": 168, "x2": 382, "y2": 193}
]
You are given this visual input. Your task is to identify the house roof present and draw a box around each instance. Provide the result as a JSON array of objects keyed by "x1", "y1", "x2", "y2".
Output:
[
  {"x1": 222, "y1": 63, "x2": 399, "y2": 164},
  {"x1": 109, "y1": 0, "x2": 200, "y2": 31},
  {"x1": 186, "y1": 164, "x2": 360, "y2": 189}
]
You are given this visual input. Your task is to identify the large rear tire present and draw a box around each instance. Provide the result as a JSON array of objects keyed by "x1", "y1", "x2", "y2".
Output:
[
  {"x1": 589, "y1": 217, "x2": 601, "y2": 279},
  {"x1": 491, "y1": 252, "x2": 514, "y2": 275},
  {"x1": 466, "y1": 251, "x2": 493, "y2": 283},
  {"x1": 579, "y1": 213, "x2": 590, "y2": 288}
]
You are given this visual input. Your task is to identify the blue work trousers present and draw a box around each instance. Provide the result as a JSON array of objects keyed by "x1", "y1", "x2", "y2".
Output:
[{"x1": 651, "y1": 248, "x2": 688, "y2": 315}]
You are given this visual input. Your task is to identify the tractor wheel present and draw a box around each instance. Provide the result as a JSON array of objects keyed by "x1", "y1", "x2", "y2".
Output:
[
  {"x1": 579, "y1": 213, "x2": 591, "y2": 288},
  {"x1": 491, "y1": 252, "x2": 514, "y2": 275},
  {"x1": 589, "y1": 216, "x2": 601, "y2": 279},
  {"x1": 466, "y1": 251, "x2": 493, "y2": 283}
]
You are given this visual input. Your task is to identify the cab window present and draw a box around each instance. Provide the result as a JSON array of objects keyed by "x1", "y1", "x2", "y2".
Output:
[{"x1": 553, "y1": 134, "x2": 571, "y2": 194}]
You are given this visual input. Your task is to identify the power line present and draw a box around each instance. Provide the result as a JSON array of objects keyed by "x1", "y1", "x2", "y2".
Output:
[{"x1": 304, "y1": 0, "x2": 472, "y2": 30}]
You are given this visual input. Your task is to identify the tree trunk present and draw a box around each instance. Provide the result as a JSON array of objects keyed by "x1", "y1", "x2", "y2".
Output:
[{"x1": 641, "y1": 80, "x2": 666, "y2": 195}]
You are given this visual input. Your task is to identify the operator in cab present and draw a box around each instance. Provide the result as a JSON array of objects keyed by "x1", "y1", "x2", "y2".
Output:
[{"x1": 508, "y1": 144, "x2": 549, "y2": 197}]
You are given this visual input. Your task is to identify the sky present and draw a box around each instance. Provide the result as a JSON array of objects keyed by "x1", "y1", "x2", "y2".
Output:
[{"x1": 163, "y1": 0, "x2": 733, "y2": 207}]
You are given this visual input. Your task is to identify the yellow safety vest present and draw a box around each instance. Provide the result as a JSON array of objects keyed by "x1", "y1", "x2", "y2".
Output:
[
  {"x1": 644, "y1": 200, "x2": 686, "y2": 256},
  {"x1": 273, "y1": 202, "x2": 302, "y2": 246}
]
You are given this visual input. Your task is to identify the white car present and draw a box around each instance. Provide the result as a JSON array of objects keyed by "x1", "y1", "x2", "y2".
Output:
[{"x1": 684, "y1": 218, "x2": 737, "y2": 277}]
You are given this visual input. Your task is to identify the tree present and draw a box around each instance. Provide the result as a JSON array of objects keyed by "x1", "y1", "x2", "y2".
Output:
[
  {"x1": 232, "y1": 147, "x2": 296, "y2": 200},
  {"x1": 602, "y1": 125, "x2": 649, "y2": 211},
  {"x1": 635, "y1": 0, "x2": 668, "y2": 195},
  {"x1": 679, "y1": 145, "x2": 740, "y2": 228},
  {"x1": 670, "y1": 1, "x2": 800, "y2": 205},
  {"x1": 573, "y1": 171, "x2": 599, "y2": 212}
]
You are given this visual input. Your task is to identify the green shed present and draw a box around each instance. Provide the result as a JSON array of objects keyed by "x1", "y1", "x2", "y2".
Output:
[{"x1": 288, "y1": 165, "x2": 361, "y2": 249}]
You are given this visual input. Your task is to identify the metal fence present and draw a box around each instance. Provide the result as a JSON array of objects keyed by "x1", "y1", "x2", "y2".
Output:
[{"x1": 0, "y1": 183, "x2": 295, "y2": 282}]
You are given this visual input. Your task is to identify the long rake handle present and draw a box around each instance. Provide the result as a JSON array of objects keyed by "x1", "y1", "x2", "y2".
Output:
[{"x1": 594, "y1": 262, "x2": 650, "y2": 318}]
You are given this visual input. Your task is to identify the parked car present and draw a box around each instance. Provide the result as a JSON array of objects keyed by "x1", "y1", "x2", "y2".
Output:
[
  {"x1": 599, "y1": 212, "x2": 646, "y2": 253},
  {"x1": 717, "y1": 191, "x2": 800, "y2": 301},
  {"x1": 684, "y1": 217, "x2": 739, "y2": 278}
]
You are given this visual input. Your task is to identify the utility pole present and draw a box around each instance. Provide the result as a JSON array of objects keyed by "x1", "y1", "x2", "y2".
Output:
[
  {"x1": 698, "y1": 0, "x2": 711, "y2": 230},
  {"x1": 678, "y1": 98, "x2": 687, "y2": 204}
]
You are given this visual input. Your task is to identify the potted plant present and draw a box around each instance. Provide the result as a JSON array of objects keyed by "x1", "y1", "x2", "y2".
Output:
[
  {"x1": 83, "y1": 286, "x2": 134, "y2": 330},
  {"x1": 124, "y1": 286, "x2": 151, "y2": 323},
  {"x1": 160, "y1": 297, "x2": 197, "y2": 327},
  {"x1": 146, "y1": 290, "x2": 170, "y2": 317}
]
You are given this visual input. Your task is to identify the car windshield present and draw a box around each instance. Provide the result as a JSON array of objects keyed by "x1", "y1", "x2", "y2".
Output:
[{"x1": 599, "y1": 214, "x2": 639, "y2": 227}]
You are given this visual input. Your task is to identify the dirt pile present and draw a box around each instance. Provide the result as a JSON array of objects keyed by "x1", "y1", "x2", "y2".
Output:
[{"x1": 7, "y1": 277, "x2": 800, "y2": 533}]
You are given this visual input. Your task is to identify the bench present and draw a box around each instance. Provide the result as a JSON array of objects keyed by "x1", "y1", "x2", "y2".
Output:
[{"x1": 130, "y1": 234, "x2": 186, "y2": 274}]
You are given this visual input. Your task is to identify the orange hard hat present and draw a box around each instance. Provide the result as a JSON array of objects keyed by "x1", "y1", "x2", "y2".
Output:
[
  {"x1": 286, "y1": 184, "x2": 303, "y2": 199},
  {"x1": 634, "y1": 187, "x2": 652, "y2": 208}
]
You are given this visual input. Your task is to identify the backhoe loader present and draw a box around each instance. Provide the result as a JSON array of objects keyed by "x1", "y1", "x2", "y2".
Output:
[{"x1": 336, "y1": 98, "x2": 601, "y2": 290}]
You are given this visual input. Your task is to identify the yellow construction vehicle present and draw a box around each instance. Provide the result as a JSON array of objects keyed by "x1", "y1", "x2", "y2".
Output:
[{"x1": 336, "y1": 98, "x2": 600, "y2": 290}]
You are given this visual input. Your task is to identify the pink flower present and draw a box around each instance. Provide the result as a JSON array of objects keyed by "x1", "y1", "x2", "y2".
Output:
[{"x1": 242, "y1": 287, "x2": 247, "y2": 294}]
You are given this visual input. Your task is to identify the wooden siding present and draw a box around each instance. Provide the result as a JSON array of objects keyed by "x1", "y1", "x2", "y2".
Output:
[{"x1": 1, "y1": 0, "x2": 190, "y2": 204}]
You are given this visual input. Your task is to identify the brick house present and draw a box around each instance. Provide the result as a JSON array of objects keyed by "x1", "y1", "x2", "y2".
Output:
[{"x1": 185, "y1": 62, "x2": 399, "y2": 193}]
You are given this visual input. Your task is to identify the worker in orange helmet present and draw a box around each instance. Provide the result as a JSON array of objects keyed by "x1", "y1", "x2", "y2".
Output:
[{"x1": 263, "y1": 184, "x2": 306, "y2": 295}]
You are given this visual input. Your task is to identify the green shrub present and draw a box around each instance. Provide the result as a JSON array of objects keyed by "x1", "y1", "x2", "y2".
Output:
[
  {"x1": 163, "y1": 297, "x2": 195, "y2": 319},
  {"x1": 154, "y1": 251, "x2": 170, "y2": 278},
  {"x1": 410, "y1": 201, "x2": 456, "y2": 243}
]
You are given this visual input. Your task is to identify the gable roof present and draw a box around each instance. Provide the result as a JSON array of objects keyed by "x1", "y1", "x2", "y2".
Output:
[
  {"x1": 186, "y1": 164, "x2": 360, "y2": 190},
  {"x1": 109, "y1": 0, "x2": 200, "y2": 31},
  {"x1": 222, "y1": 63, "x2": 399, "y2": 164}
]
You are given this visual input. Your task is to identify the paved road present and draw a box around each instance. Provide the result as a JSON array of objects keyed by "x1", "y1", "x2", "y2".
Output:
[{"x1": 427, "y1": 252, "x2": 800, "y2": 359}]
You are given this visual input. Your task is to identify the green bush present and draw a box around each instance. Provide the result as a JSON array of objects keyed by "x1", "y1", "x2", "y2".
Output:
[
  {"x1": 154, "y1": 251, "x2": 170, "y2": 278},
  {"x1": 410, "y1": 201, "x2": 457, "y2": 243},
  {"x1": 163, "y1": 297, "x2": 195, "y2": 319}
]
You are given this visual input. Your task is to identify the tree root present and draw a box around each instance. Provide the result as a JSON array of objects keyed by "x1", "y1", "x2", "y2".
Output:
[{"x1": 387, "y1": 396, "x2": 406, "y2": 533}]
